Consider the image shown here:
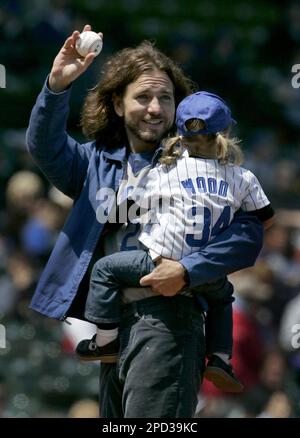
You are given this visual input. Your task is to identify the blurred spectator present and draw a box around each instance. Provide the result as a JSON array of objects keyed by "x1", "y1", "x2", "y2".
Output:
[
  {"x1": 231, "y1": 297, "x2": 266, "y2": 391},
  {"x1": 256, "y1": 391, "x2": 294, "y2": 418},
  {"x1": 68, "y1": 398, "x2": 99, "y2": 418},
  {"x1": 200, "y1": 269, "x2": 268, "y2": 399},
  {"x1": 241, "y1": 349, "x2": 295, "y2": 417},
  {"x1": 6, "y1": 171, "x2": 44, "y2": 213},
  {"x1": 19, "y1": 187, "x2": 72, "y2": 263},
  {"x1": 3, "y1": 171, "x2": 45, "y2": 250},
  {"x1": 5, "y1": 250, "x2": 37, "y2": 320},
  {"x1": 48, "y1": 187, "x2": 73, "y2": 211},
  {"x1": 21, "y1": 199, "x2": 66, "y2": 261}
]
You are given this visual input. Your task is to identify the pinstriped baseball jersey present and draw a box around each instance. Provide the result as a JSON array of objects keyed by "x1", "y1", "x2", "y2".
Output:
[{"x1": 139, "y1": 149, "x2": 270, "y2": 260}]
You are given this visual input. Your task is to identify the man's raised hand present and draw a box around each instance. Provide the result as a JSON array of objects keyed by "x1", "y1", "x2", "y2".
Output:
[{"x1": 49, "y1": 24, "x2": 103, "y2": 93}]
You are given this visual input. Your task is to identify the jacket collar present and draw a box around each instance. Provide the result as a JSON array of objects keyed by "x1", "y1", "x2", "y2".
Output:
[
  {"x1": 102, "y1": 143, "x2": 163, "y2": 166},
  {"x1": 102, "y1": 144, "x2": 128, "y2": 163}
]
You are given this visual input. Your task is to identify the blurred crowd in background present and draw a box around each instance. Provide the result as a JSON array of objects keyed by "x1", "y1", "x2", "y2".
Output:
[{"x1": 1, "y1": 0, "x2": 300, "y2": 418}]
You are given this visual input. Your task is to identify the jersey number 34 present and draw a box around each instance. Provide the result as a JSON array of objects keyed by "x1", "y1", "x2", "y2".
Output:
[{"x1": 186, "y1": 205, "x2": 231, "y2": 248}]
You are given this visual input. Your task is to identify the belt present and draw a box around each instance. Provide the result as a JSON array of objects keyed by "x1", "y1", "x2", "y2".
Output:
[{"x1": 121, "y1": 294, "x2": 197, "y2": 319}]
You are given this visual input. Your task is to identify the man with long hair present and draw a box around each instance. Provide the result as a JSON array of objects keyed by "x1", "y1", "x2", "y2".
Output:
[{"x1": 27, "y1": 25, "x2": 263, "y2": 417}]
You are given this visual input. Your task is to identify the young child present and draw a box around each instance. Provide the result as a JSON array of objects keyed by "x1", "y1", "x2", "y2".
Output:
[{"x1": 76, "y1": 91, "x2": 274, "y2": 392}]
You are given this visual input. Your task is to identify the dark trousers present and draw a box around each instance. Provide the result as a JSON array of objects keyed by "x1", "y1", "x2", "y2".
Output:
[
  {"x1": 85, "y1": 249, "x2": 234, "y2": 357},
  {"x1": 191, "y1": 278, "x2": 234, "y2": 357},
  {"x1": 99, "y1": 295, "x2": 205, "y2": 418}
]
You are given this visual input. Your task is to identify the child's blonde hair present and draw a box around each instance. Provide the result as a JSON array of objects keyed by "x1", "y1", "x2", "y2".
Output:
[{"x1": 160, "y1": 119, "x2": 243, "y2": 166}]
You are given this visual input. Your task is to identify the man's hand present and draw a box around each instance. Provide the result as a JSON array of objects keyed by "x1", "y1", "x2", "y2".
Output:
[
  {"x1": 49, "y1": 24, "x2": 103, "y2": 93},
  {"x1": 140, "y1": 258, "x2": 186, "y2": 296}
]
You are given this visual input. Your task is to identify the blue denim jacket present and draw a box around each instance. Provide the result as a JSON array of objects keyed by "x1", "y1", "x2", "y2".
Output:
[{"x1": 26, "y1": 81, "x2": 264, "y2": 320}]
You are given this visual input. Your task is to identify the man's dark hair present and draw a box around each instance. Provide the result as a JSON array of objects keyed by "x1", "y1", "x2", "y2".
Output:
[{"x1": 81, "y1": 41, "x2": 196, "y2": 147}]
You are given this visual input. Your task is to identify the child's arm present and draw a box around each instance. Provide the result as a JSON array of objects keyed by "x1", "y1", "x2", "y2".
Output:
[
  {"x1": 240, "y1": 170, "x2": 275, "y2": 228},
  {"x1": 244, "y1": 204, "x2": 275, "y2": 230}
]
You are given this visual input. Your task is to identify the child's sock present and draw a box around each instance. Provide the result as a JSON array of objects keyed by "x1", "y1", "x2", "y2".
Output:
[
  {"x1": 96, "y1": 328, "x2": 119, "y2": 347},
  {"x1": 213, "y1": 353, "x2": 230, "y2": 364}
]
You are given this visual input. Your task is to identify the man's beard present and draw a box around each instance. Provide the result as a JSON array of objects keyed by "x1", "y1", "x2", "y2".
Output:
[{"x1": 126, "y1": 120, "x2": 172, "y2": 146}]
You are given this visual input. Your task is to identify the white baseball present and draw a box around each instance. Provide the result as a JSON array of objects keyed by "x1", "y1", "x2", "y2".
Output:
[{"x1": 75, "y1": 31, "x2": 103, "y2": 57}]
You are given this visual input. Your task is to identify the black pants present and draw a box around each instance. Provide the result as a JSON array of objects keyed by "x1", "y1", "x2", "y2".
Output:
[{"x1": 99, "y1": 295, "x2": 205, "y2": 418}]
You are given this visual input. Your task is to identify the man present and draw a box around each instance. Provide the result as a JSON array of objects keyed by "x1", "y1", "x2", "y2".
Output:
[{"x1": 26, "y1": 25, "x2": 263, "y2": 418}]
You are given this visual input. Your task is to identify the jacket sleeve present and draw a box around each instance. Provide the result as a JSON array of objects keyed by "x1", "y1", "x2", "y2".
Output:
[
  {"x1": 180, "y1": 210, "x2": 264, "y2": 287},
  {"x1": 26, "y1": 78, "x2": 94, "y2": 199}
]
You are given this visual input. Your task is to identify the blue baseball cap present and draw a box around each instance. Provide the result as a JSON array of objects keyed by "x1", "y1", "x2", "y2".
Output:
[{"x1": 176, "y1": 91, "x2": 237, "y2": 136}]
